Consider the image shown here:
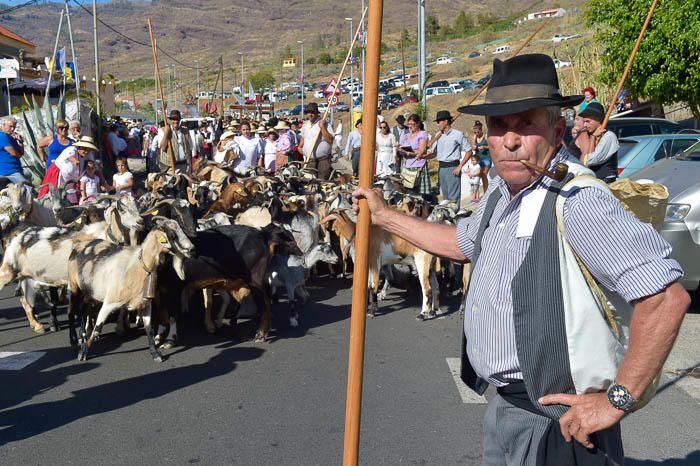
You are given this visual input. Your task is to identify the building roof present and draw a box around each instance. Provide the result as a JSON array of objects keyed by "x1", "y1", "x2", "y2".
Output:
[{"x1": 0, "y1": 24, "x2": 36, "y2": 48}]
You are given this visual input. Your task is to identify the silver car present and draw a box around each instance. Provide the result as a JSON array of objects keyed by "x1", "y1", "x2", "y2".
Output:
[{"x1": 631, "y1": 141, "x2": 700, "y2": 291}]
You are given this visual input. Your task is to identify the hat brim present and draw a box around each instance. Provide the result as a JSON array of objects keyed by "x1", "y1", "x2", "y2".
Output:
[
  {"x1": 73, "y1": 143, "x2": 98, "y2": 151},
  {"x1": 458, "y1": 95, "x2": 584, "y2": 116}
]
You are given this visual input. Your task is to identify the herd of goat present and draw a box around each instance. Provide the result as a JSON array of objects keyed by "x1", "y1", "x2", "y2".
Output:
[{"x1": 0, "y1": 161, "x2": 470, "y2": 362}]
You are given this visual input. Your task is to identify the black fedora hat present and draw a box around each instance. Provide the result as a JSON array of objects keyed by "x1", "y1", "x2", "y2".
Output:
[
  {"x1": 168, "y1": 109, "x2": 182, "y2": 120},
  {"x1": 305, "y1": 102, "x2": 319, "y2": 114},
  {"x1": 458, "y1": 54, "x2": 583, "y2": 116},
  {"x1": 434, "y1": 110, "x2": 453, "y2": 122}
]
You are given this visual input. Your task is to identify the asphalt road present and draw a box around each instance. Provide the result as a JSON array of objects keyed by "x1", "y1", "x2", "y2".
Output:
[{"x1": 1, "y1": 277, "x2": 698, "y2": 465}]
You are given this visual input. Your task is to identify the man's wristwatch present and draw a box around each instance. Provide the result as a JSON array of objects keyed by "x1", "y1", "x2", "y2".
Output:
[{"x1": 607, "y1": 383, "x2": 637, "y2": 412}]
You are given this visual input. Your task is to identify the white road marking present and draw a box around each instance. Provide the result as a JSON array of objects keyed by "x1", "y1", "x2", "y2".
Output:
[
  {"x1": 0, "y1": 351, "x2": 46, "y2": 370},
  {"x1": 446, "y1": 357, "x2": 487, "y2": 404}
]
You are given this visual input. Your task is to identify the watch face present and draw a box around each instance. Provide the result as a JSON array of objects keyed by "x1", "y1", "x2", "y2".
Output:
[{"x1": 608, "y1": 384, "x2": 632, "y2": 410}]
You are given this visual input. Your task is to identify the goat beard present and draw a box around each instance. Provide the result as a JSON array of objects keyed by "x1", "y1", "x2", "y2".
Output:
[{"x1": 173, "y1": 255, "x2": 187, "y2": 281}]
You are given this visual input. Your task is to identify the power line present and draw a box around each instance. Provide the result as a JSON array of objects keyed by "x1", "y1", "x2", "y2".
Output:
[
  {"x1": 0, "y1": 0, "x2": 42, "y2": 15},
  {"x1": 69, "y1": 0, "x2": 218, "y2": 71}
]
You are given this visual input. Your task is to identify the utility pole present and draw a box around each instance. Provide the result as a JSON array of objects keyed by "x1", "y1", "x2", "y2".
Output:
[
  {"x1": 238, "y1": 52, "x2": 244, "y2": 91},
  {"x1": 298, "y1": 40, "x2": 304, "y2": 115},
  {"x1": 219, "y1": 56, "x2": 224, "y2": 118},
  {"x1": 46, "y1": 10, "x2": 65, "y2": 96},
  {"x1": 65, "y1": 1, "x2": 81, "y2": 121},
  {"x1": 418, "y1": 0, "x2": 426, "y2": 110},
  {"x1": 345, "y1": 17, "x2": 353, "y2": 106},
  {"x1": 195, "y1": 59, "x2": 200, "y2": 114},
  {"x1": 92, "y1": 0, "x2": 100, "y2": 117}
]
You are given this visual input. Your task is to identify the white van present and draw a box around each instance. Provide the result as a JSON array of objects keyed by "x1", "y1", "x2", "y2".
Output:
[{"x1": 493, "y1": 45, "x2": 512, "y2": 55}]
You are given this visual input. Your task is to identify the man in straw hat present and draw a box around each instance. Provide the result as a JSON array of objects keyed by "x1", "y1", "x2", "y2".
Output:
[
  {"x1": 159, "y1": 109, "x2": 193, "y2": 172},
  {"x1": 353, "y1": 54, "x2": 688, "y2": 465}
]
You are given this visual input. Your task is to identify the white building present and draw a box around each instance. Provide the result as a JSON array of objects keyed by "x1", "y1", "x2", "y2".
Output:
[{"x1": 523, "y1": 8, "x2": 566, "y2": 22}]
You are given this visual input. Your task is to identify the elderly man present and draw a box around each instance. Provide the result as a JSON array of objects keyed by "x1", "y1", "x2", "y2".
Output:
[
  {"x1": 579, "y1": 101, "x2": 620, "y2": 184},
  {"x1": 159, "y1": 109, "x2": 193, "y2": 172},
  {"x1": 69, "y1": 120, "x2": 81, "y2": 143},
  {"x1": 426, "y1": 110, "x2": 470, "y2": 203},
  {"x1": 353, "y1": 54, "x2": 689, "y2": 465},
  {"x1": 299, "y1": 103, "x2": 334, "y2": 180},
  {"x1": 0, "y1": 117, "x2": 26, "y2": 184}
]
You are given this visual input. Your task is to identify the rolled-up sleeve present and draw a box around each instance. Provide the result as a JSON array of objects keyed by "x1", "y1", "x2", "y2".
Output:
[{"x1": 563, "y1": 187, "x2": 683, "y2": 302}]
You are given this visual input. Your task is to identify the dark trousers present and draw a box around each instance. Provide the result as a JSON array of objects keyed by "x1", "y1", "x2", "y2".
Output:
[
  {"x1": 351, "y1": 147, "x2": 361, "y2": 175},
  {"x1": 308, "y1": 157, "x2": 332, "y2": 180}
]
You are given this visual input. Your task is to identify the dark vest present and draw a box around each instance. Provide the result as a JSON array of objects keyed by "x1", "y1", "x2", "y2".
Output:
[
  {"x1": 589, "y1": 151, "x2": 618, "y2": 182},
  {"x1": 460, "y1": 176, "x2": 574, "y2": 419}
]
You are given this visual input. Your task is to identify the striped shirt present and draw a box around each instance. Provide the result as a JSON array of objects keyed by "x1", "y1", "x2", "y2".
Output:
[{"x1": 455, "y1": 147, "x2": 682, "y2": 386}]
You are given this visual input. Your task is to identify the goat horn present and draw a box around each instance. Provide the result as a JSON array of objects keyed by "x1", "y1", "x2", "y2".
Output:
[{"x1": 318, "y1": 213, "x2": 339, "y2": 225}]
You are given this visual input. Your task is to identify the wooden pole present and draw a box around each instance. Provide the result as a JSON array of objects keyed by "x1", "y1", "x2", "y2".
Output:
[
  {"x1": 147, "y1": 18, "x2": 177, "y2": 175},
  {"x1": 426, "y1": 19, "x2": 548, "y2": 149},
  {"x1": 342, "y1": 1, "x2": 382, "y2": 464},
  {"x1": 304, "y1": 7, "x2": 368, "y2": 165},
  {"x1": 600, "y1": 0, "x2": 659, "y2": 131}
]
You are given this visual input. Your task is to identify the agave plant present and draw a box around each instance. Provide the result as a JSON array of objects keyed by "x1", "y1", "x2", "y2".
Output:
[{"x1": 18, "y1": 93, "x2": 66, "y2": 185}]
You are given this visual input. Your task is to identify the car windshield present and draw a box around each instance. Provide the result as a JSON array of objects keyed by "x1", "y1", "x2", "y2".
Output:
[
  {"x1": 676, "y1": 141, "x2": 700, "y2": 160},
  {"x1": 617, "y1": 140, "x2": 638, "y2": 159}
]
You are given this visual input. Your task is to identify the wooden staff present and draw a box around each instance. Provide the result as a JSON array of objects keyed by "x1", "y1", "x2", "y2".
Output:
[
  {"x1": 304, "y1": 7, "x2": 368, "y2": 165},
  {"x1": 342, "y1": 0, "x2": 381, "y2": 464},
  {"x1": 147, "y1": 18, "x2": 177, "y2": 175},
  {"x1": 600, "y1": 0, "x2": 659, "y2": 131},
  {"x1": 426, "y1": 19, "x2": 549, "y2": 149}
]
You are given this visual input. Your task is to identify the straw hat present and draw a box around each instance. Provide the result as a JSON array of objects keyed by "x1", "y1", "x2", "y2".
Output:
[
  {"x1": 274, "y1": 121, "x2": 290, "y2": 130},
  {"x1": 220, "y1": 130, "x2": 236, "y2": 140},
  {"x1": 73, "y1": 136, "x2": 98, "y2": 152},
  {"x1": 256, "y1": 126, "x2": 268, "y2": 134}
]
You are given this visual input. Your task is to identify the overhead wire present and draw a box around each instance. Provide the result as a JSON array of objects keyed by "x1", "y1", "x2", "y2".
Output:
[
  {"x1": 0, "y1": 0, "x2": 43, "y2": 16},
  {"x1": 69, "y1": 0, "x2": 218, "y2": 71}
]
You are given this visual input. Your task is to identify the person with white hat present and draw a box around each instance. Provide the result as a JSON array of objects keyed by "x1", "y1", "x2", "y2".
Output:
[
  {"x1": 274, "y1": 120, "x2": 293, "y2": 170},
  {"x1": 40, "y1": 136, "x2": 99, "y2": 205},
  {"x1": 213, "y1": 130, "x2": 239, "y2": 164}
]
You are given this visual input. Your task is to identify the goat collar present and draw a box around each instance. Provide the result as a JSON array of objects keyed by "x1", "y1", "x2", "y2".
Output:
[{"x1": 138, "y1": 249, "x2": 154, "y2": 274}]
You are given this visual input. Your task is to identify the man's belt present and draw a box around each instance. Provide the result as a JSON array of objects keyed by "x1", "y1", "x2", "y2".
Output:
[{"x1": 438, "y1": 160, "x2": 460, "y2": 168}]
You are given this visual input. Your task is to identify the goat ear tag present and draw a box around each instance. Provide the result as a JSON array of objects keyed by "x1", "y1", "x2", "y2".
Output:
[
  {"x1": 75, "y1": 217, "x2": 82, "y2": 224},
  {"x1": 159, "y1": 235, "x2": 168, "y2": 244},
  {"x1": 151, "y1": 209, "x2": 159, "y2": 216}
]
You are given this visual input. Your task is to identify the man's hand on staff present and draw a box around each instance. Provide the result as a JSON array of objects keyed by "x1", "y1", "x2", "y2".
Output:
[
  {"x1": 352, "y1": 187, "x2": 387, "y2": 225},
  {"x1": 538, "y1": 392, "x2": 624, "y2": 449}
]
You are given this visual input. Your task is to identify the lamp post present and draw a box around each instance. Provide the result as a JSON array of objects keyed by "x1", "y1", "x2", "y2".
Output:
[
  {"x1": 345, "y1": 17, "x2": 353, "y2": 107},
  {"x1": 238, "y1": 52, "x2": 244, "y2": 91},
  {"x1": 195, "y1": 59, "x2": 200, "y2": 114},
  {"x1": 298, "y1": 40, "x2": 304, "y2": 115}
]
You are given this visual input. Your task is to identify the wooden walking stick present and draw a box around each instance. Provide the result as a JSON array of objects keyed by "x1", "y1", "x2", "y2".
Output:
[
  {"x1": 600, "y1": 0, "x2": 659, "y2": 132},
  {"x1": 426, "y1": 19, "x2": 549, "y2": 149},
  {"x1": 304, "y1": 7, "x2": 368, "y2": 166},
  {"x1": 342, "y1": 0, "x2": 382, "y2": 464},
  {"x1": 147, "y1": 18, "x2": 177, "y2": 175}
]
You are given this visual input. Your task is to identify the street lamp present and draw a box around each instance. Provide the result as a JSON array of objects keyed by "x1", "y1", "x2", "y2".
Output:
[
  {"x1": 238, "y1": 52, "x2": 244, "y2": 91},
  {"x1": 298, "y1": 40, "x2": 304, "y2": 116},
  {"x1": 345, "y1": 17, "x2": 353, "y2": 107}
]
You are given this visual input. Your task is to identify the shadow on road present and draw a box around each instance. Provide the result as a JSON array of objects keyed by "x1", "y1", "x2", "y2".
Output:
[
  {"x1": 0, "y1": 346, "x2": 264, "y2": 445},
  {"x1": 626, "y1": 451, "x2": 700, "y2": 465}
]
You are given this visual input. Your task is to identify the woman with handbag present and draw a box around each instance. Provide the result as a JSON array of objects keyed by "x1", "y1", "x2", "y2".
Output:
[{"x1": 397, "y1": 114, "x2": 430, "y2": 197}]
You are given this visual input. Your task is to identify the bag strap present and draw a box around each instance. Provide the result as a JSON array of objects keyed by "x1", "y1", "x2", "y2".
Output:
[{"x1": 554, "y1": 174, "x2": 621, "y2": 338}]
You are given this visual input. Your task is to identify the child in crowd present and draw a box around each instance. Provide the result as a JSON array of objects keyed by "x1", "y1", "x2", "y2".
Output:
[
  {"x1": 465, "y1": 154, "x2": 482, "y2": 202},
  {"x1": 113, "y1": 156, "x2": 134, "y2": 197},
  {"x1": 79, "y1": 159, "x2": 109, "y2": 204}
]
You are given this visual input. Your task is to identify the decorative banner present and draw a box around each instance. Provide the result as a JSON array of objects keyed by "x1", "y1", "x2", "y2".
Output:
[
  {"x1": 55, "y1": 48, "x2": 66, "y2": 72},
  {"x1": 63, "y1": 62, "x2": 76, "y2": 82},
  {"x1": 0, "y1": 58, "x2": 19, "y2": 79}
]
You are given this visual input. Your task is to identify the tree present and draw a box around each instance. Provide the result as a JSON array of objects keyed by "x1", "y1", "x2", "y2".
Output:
[
  {"x1": 249, "y1": 69, "x2": 275, "y2": 91},
  {"x1": 585, "y1": 0, "x2": 700, "y2": 118},
  {"x1": 453, "y1": 10, "x2": 473, "y2": 33},
  {"x1": 426, "y1": 15, "x2": 440, "y2": 36},
  {"x1": 318, "y1": 52, "x2": 333, "y2": 65}
]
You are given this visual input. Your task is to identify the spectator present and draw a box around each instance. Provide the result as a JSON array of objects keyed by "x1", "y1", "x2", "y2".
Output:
[
  {"x1": 579, "y1": 86, "x2": 599, "y2": 113},
  {"x1": 344, "y1": 119, "x2": 362, "y2": 176},
  {"x1": 464, "y1": 154, "x2": 482, "y2": 203},
  {"x1": 262, "y1": 129, "x2": 278, "y2": 173},
  {"x1": 232, "y1": 122, "x2": 263, "y2": 175},
  {"x1": 427, "y1": 110, "x2": 469, "y2": 203},
  {"x1": 397, "y1": 114, "x2": 431, "y2": 198},
  {"x1": 470, "y1": 120, "x2": 491, "y2": 192},
  {"x1": 40, "y1": 136, "x2": 98, "y2": 205},
  {"x1": 37, "y1": 119, "x2": 72, "y2": 170},
  {"x1": 112, "y1": 156, "x2": 134, "y2": 197},
  {"x1": 375, "y1": 120, "x2": 397, "y2": 176},
  {"x1": 392, "y1": 114, "x2": 408, "y2": 142},
  {"x1": 69, "y1": 120, "x2": 81, "y2": 143},
  {"x1": 299, "y1": 103, "x2": 334, "y2": 179},
  {"x1": 80, "y1": 159, "x2": 109, "y2": 204},
  {"x1": 0, "y1": 116, "x2": 27, "y2": 184},
  {"x1": 107, "y1": 123, "x2": 127, "y2": 158},
  {"x1": 579, "y1": 101, "x2": 620, "y2": 183},
  {"x1": 274, "y1": 120, "x2": 293, "y2": 171}
]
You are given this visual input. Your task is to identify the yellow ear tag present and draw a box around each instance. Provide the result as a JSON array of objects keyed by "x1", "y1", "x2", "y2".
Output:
[
  {"x1": 151, "y1": 209, "x2": 159, "y2": 216},
  {"x1": 75, "y1": 217, "x2": 82, "y2": 224},
  {"x1": 159, "y1": 235, "x2": 168, "y2": 244}
]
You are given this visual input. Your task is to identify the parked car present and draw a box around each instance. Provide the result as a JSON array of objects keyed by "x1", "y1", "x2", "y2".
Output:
[
  {"x1": 436, "y1": 56, "x2": 454, "y2": 65},
  {"x1": 630, "y1": 144, "x2": 700, "y2": 290},
  {"x1": 425, "y1": 86, "x2": 454, "y2": 99},
  {"x1": 379, "y1": 93, "x2": 402, "y2": 110},
  {"x1": 399, "y1": 95, "x2": 417, "y2": 106},
  {"x1": 288, "y1": 104, "x2": 303, "y2": 116},
  {"x1": 468, "y1": 51, "x2": 482, "y2": 58},
  {"x1": 554, "y1": 59, "x2": 572, "y2": 69},
  {"x1": 493, "y1": 45, "x2": 512, "y2": 54},
  {"x1": 606, "y1": 117, "x2": 685, "y2": 139},
  {"x1": 477, "y1": 75, "x2": 491, "y2": 86},
  {"x1": 335, "y1": 102, "x2": 350, "y2": 112},
  {"x1": 314, "y1": 90, "x2": 325, "y2": 99},
  {"x1": 552, "y1": 34, "x2": 578, "y2": 43},
  {"x1": 618, "y1": 134, "x2": 700, "y2": 178},
  {"x1": 426, "y1": 80, "x2": 449, "y2": 89}
]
